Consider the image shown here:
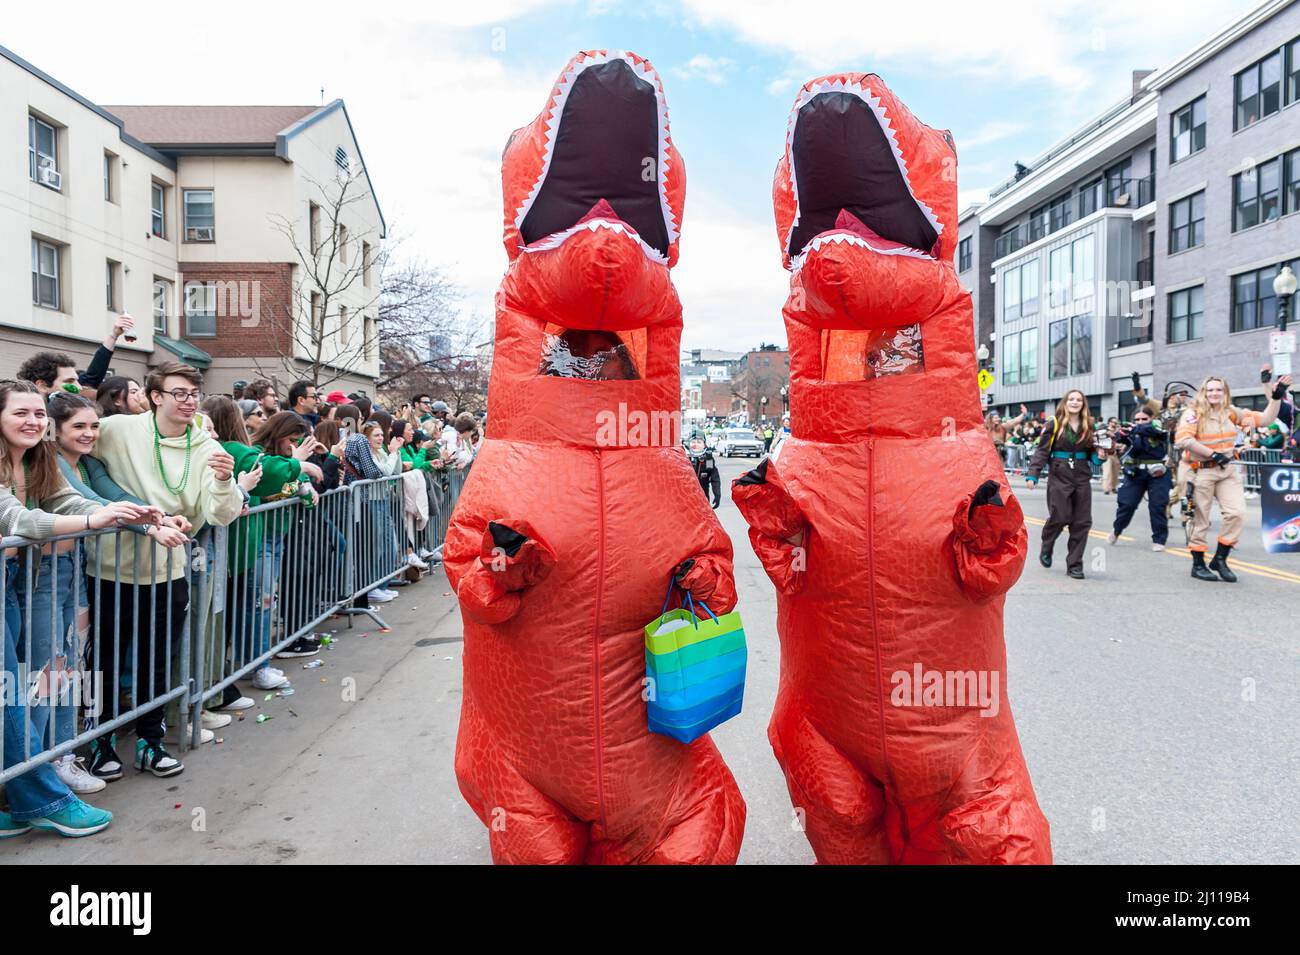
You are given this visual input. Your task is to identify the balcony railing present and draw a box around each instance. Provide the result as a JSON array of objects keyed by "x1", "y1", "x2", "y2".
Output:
[{"x1": 993, "y1": 172, "x2": 1158, "y2": 261}]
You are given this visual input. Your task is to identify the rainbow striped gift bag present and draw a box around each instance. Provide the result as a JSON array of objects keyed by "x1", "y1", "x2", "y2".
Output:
[{"x1": 644, "y1": 584, "x2": 746, "y2": 744}]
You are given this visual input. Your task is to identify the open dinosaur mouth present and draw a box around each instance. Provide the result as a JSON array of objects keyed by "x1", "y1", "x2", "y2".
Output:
[
  {"x1": 786, "y1": 84, "x2": 941, "y2": 267},
  {"x1": 517, "y1": 55, "x2": 675, "y2": 263}
]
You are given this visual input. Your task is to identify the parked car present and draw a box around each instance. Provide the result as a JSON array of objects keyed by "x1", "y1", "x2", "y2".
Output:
[{"x1": 715, "y1": 427, "x2": 765, "y2": 458}]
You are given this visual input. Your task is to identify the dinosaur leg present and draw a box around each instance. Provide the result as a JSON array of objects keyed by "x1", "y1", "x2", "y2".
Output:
[{"x1": 770, "y1": 695, "x2": 891, "y2": 864}]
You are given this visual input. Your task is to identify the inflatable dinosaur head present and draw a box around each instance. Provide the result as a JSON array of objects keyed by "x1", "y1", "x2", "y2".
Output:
[
  {"x1": 489, "y1": 51, "x2": 686, "y2": 447},
  {"x1": 773, "y1": 73, "x2": 980, "y2": 437}
]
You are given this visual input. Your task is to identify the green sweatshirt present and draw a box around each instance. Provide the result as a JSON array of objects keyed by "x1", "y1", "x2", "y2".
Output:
[
  {"x1": 222, "y1": 441, "x2": 304, "y2": 575},
  {"x1": 400, "y1": 445, "x2": 431, "y2": 471}
]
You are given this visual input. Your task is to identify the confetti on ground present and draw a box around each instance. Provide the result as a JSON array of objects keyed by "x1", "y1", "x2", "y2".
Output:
[
  {"x1": 256, "y1": 714, "x2": 272, "y2": 723},
  {"x1": 442, "y1": 592, "x2": 451, "y2": 596},
  {"x1": 443, "y1": 656, "x2": 453, "y2": 661},
  {"x1": 303, "y1": 660, "x2": 324, "y2": 669},
  {"x1": 278, "y1": 688, "x2": 295, "y2": 697},
  {"x1": 380, "y1": 628, "x2": 391, "y2": 633},
  {"x1": 174, "y1": 803, "x2": 182, "y2": 809},
  {"x1": 320, "y1": 678, "x2": 328, "y2": 683},
  {"x1": 264, "y1": 694, "x2": 274, "y2": 701},
  {"x1": 215, "y1": 738, "x2": 224, "y2": 744}
]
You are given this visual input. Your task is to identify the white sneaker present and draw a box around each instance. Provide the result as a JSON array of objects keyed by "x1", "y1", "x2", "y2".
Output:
[
  {"x1": 201, "y1": 710, "x2": 232, "y2": 730},
  {"x1": 165, "y1": 727, "x2": 215, "y2": 745},
  {"x1": 407, "y1": 553, "x2": 431, "y2": 571},
  {"x1": 265, "y1": 666, "x2": 285, "y2": 678},
  {"x1": 1108, "y1": 531, "x2": 1119, "y2": 545},
  {"x1": 217, "y1": 695, "x2": 255, "y2": 712},
  {"x1": 54, "y1": 755, "x2": 107, "y2": 794},
  {"x1": 417, "y1": 548, "x2": 436, "y2": 560},
  {"x1": 368, "y1": 588, "x2": 396, "y2": 603},
  {"x1": 252, "y1": 668, "x2": 291, "y2": 690},
  {"x1": 1152, "y1": 543, "x2": 1165, "y2": 552}
]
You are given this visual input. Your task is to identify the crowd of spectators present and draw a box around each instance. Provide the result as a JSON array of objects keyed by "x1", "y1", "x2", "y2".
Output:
[{"x1": 1, "y1": 313, "x2": 480, "y2": 841}]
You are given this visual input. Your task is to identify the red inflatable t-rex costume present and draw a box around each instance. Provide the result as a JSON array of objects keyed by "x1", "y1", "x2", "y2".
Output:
[
  {"x1": 443, "y1": 50, "x2": 745, "y2": 865},
  {"x1": 732, "y1": 74, "x2": 1052, "y2": 864}
]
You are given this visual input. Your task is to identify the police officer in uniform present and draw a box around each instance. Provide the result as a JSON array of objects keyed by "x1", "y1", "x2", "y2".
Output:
[
  {"x1": 1108, "y1": 405, "x2": 1171, "y2": 550},
  {"x1": 687, "y1": 434, "x2": 721, "y2": 508}
]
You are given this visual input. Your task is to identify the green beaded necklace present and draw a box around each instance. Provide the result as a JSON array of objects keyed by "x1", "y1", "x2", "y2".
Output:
[{"x1": 153, "y1": 415, "x2": 193, "y2": 494}]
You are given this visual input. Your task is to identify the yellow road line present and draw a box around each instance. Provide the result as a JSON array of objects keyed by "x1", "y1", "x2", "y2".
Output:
[{"x1": 1022, "y1": 516, "x2": 1300, "y2": 585}]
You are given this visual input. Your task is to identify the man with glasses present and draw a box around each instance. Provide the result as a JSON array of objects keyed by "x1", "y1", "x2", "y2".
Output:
[
  {"x1": 1108, "y1": 406, "x2": 1173, "y2": 551},
  {"x1": 87, "y1": 362, "x2": 245, "y2": 778},
  {"x1": 288, "y1": 379, "x2": 320, "y2": 427}
]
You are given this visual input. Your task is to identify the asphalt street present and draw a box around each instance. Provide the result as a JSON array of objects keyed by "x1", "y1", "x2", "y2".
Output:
[{"x1": 4, "y1": 455, "x2": 1296, "y2": 865}]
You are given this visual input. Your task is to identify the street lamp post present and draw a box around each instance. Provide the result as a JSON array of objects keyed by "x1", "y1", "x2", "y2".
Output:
[
  {"x1": 1275, "y1": 264, "x2": 1297, "y2": 333},
  {"x1": 1272, "y1": 265, "x2": 1297, "y2": 375},
  {"x1": 780, "y1": 385, "x2": 788, "y2": 414}
]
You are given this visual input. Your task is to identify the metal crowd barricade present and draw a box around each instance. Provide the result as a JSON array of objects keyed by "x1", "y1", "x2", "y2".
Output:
[
  {"x1": 1239, "y1": 448, "x2": 1283, "y2": 494},
  {"x1": 2, "y1": 466, "x2": 471, "y2": 781},
  {"x1": 2, "y1": 525, "x2": 200, "y2": 785}
]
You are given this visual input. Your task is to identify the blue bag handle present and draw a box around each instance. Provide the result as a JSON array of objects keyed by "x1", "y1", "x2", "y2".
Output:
[{"x1": 657, "y1": 575, "x2": 719, "y2": 631}]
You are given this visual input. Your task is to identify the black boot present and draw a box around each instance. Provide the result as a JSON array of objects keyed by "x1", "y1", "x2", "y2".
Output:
[
  {"x1": 1039, "y1": 546, "x2": 1052, "y2": 568},
  {"x1": 1067, "y1": 566, "x2": 1085, "y2": 579},
  {"x1": 1208, "y1": 543, "x2": 1238, "y2": 583},
  {"x1": 1190, "y1": 551, "x2": 1217, "y2": 582}
]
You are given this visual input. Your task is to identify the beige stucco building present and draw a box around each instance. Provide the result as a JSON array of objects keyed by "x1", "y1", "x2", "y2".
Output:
[{"x1": 3, "y1": 43, "x2": 386, "y2": 396}]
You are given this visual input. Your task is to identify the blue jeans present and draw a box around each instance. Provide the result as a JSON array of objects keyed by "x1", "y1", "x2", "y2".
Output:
[
  {"x1": 12, "y1": 552, "x2": 79, "y2": 750},
  {"x1": 232, "y1": 536, "x2": 282, "y2": 671},
  {"x1": 3, "y1": 560, "x2": 76, "y2": 820}
]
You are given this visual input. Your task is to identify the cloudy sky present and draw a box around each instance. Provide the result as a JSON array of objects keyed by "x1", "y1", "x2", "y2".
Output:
[{"x1": 6, "y1": 0, "x2": 1256, "y2": 351}]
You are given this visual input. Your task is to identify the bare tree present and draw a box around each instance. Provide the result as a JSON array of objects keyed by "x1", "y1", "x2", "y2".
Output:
[{"x1": 262, "y1": 167, "x2": 388, "y2": 389}]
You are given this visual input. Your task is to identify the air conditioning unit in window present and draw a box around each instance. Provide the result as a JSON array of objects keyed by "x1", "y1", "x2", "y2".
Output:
[
  {"x1": 187, "y1": 226, "x2": 214, "y2": 241},
  {"x1": 39, "y1": 166, "x2": 62, "y2": 190}
]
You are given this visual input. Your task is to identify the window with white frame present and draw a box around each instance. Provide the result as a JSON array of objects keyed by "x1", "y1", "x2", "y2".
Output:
[
  {"x1": 1167, "y1": 286, "x2": 1203, "y2": 343},
  {"x1": 1170, "y1": 96, "x2": 1206, "y2": 162},
  {"x1": 184, "y1": 282, "x2": 218, "y2": 336},
  {"x1": 153, "y1": 280, "x2": 169, "y2": 333},
  {"x1": 184, "y1": 190, "x2": 215, "y2": 241},
  {"x1": 1233, "y1": 157, "x2": 1282, "y2": 231},
  {"x1": 106, "y1": 260, "x2": 119, "y2": 311},
  {"x1": 1002, "y1": 260, "x2": 1038, "y2": 319},
  {"x1": 104, "y1": 153, "x2": 117, "y2": 202},
  {"x1": 1169, "y1": 191, "x2": 1205, "y2": 252},
  {"x1": 1234, "y1": 48, "x2": 1282, "y2": 130},
  {"x1": 32, "y1": 238, "x2": 59, "y2": 309},
  {"x1": 1049, "y1": 245, "x2": 1071, "y2": 307},
  {"x1": 151, "y1": 183, "x2": 166, "y2": 238},
  {"x1": 28, "y1": 114, "x2": 58, "y2": 187}
]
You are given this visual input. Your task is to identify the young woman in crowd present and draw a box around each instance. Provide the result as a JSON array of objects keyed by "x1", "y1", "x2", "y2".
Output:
[
  {"x1": 256, "y1": 413, "x2": 325, "y2": 640},
  {"x1": 45, "y1": 394, "x2": 190, "y2": 786},
  {"x1": 1, "y1": 380, "x2": 153, "y2": 837},
  {"x1": 310, "y1": 419, "x2": 347, "y2": 492},
  {"x1": 1026, "y1": 389, "x2": 1110, "y2": 579},
  {"x1": 93, "y1": 376, "x2": 148, "y2": 418},
  {"x1": 202, "y1": 400, "x2": 316, "y2": 686},
  {"x1": 344, "y1": 420, "x2": 404, "y2": 602},
  {"x1": 237, "y1": 399, "x2": 267, "y2": 441},
  {"x1": 1176, "y1": 373, "x2": 1290, "y2": 582}
]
